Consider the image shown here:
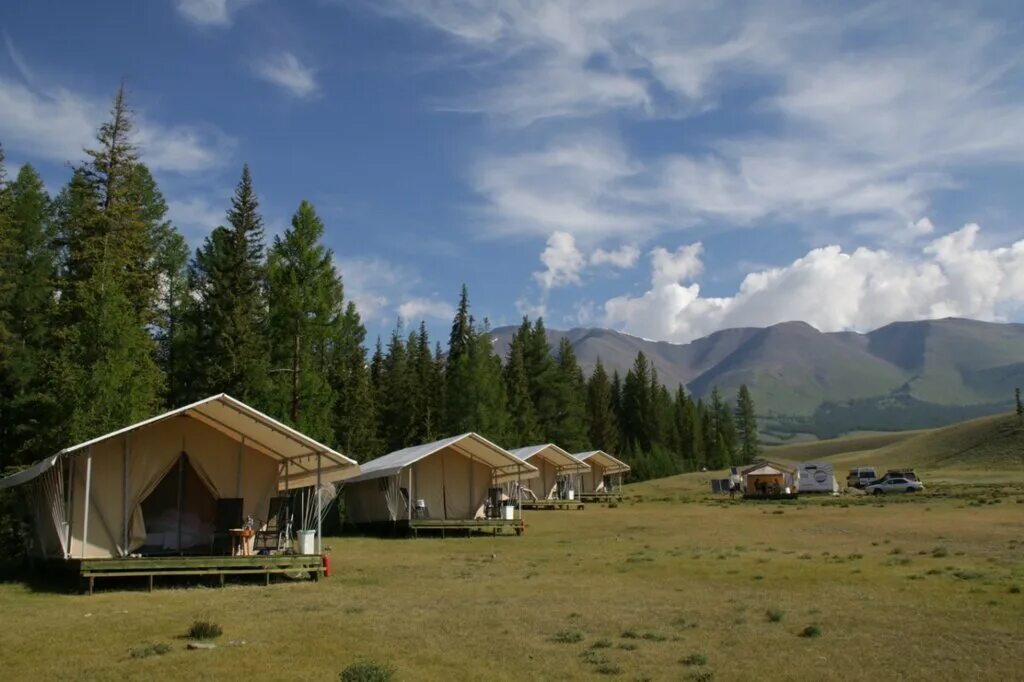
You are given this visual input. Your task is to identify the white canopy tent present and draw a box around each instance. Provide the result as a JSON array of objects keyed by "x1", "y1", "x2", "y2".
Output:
[
  {"x1": 0, "y1": 394, "x2": 358, "y2": 559},
  {"x1": 345, "y1": 433, "x2": 537, "y2": 525},
  {"x1": 509, "y1": 444, "x2": 590, "y2": 500},
  {"x1": 574, "y1": 450, "x2": 631, "y2": 494}
]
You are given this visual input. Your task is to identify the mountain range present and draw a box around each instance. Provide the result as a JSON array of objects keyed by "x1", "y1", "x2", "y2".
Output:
[{"x1": 490, "y1": 318, "x2": 1024, "y2": 440}]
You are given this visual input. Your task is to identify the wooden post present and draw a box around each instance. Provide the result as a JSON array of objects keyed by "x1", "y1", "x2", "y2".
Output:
[
  {"x1": 122, "y1": 435, "x2": 130, "y2": 557},
  {"x1": 316, "y1": 452, "x2": 322, "y2": 555},
  {"x1": 81, "y1": 448, "x2": 92, "y2": 559}
]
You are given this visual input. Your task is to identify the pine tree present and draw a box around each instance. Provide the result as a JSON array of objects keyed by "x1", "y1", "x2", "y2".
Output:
[
  {"x1": 735, "y1": 384, "x2": 760, "y2": 463},
  {"x1": 153, "y1": 221, "x2": 190, "y2": 405},
  {"x1": 467, "y1": 318, "x2": 510, "y2": 443},
  {"x1": 408, "y1": 322, "x2": 443, "y2": 442},
  {"x1": 266, "y1": 200, "x2": 342, "y2": 441},
  {"x1": 524, "y1": 318, "x2": 560, "y2": 440},
  {"x1": 378, "y1": 322, "x2": 415, "y2": 451},
  {"x1": 586, "y1": 359, "x2": 618, "y2": 452},
  {"x1": 0, "y1": 164, "x2": 58, "y2": 464},
  {"x1": 52, "y1": 89, "x2": 165, "y2": 441},
  {"x1": 190, "y1": 164, "x2": 269, "y2": 405},
  {"x1": 621, "y1": 352, "x2": 652, "y2": 452}
]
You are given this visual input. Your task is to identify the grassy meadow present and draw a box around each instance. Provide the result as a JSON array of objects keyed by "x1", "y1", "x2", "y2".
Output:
[{"x1": 1, "y1": 415, "x2": 1022, "y2": 681}]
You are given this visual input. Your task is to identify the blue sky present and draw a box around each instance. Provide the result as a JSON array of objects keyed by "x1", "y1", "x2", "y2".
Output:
[{"x1": 2, "y1": 1, "x2": 1023, "y2": 344}]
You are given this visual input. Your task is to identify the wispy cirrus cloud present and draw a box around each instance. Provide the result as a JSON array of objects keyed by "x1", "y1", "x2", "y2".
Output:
[{"x1": 254, "y1": 52, "x2": 319, "y2": 99}]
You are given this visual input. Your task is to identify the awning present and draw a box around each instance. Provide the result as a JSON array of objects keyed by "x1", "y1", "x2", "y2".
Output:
[{"x1": 346, "y1": 432, "x2": 538, "y2": 485}]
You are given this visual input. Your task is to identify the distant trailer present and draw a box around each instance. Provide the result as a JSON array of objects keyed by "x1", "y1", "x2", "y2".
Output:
[{"x1": 797, "y1": 462, "x2": 839, "y2": 494}]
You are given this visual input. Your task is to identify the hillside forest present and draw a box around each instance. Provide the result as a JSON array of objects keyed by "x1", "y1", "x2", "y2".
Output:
[{"x1": 0, "y1": 90, "x2": 760, "y2": 494}]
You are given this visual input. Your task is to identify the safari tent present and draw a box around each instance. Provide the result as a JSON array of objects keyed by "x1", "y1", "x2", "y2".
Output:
[
  {"x1": 509, "y1": 444, "x2": 590, "y2": 501},
  {"x1": 0, "y1": 394, "x2": 358, "y2": 567},
  {"x1": 574, "y1": 450, "x2": 631, "y2": 497},
  {"x1": 741, "y1": 461, "x2": 797, "y2": 498},
  {"x1": 344, "y1": 433, "x2": 537, "y2": 535}
]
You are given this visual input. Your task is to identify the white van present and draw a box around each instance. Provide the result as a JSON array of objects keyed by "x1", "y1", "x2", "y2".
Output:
[{"x1": 846, "y1": 467, "x2": 878, "y2": 489}]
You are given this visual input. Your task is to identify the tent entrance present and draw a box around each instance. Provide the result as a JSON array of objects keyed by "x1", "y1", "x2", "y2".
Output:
[{"x1": 139, "y1": 452, "x2": 217, "y2": 555}]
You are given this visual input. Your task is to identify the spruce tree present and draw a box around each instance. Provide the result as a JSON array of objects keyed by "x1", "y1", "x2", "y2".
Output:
[
  {"x1": 332, "y1": 302, "x2": 379, "y2": 460},
  {"x1": 190, "y1": 164, "x2": 269, "y2": 405},
  {"x1": 0, "y1": 164, "x2": 58, "y2": 464},
  {"x1": 586, "y1": 359, "x2": 618, "y2": 452},
  {"x1": 551, "y1": 337, "x2": 588, "y2": 451},
  {"x1": 379, "y1": 323, "x2": 415, "y2": 451},
  {"x1": 408, "y1": 322, "x2": 443, "y2": 442},
  {"x1": 504, "y1": 331, "x2": 540, "y2": 445},
  {"x1": 266, "y1": 200, "x2": 342, "y2": 441},
  {"x1": 153, "y1": 221, "x2": 190, "y2": 405},
  {"x1": 735, "y1": 384, "x2": 760, "y2": 463},
  {"x1": 621, "y1": 352, "x2": 652, "y2": 452}
]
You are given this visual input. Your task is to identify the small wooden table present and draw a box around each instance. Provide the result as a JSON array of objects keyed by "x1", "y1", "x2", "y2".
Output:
[{"x1": 229, "y1": 528, "x2": 255, "y2": 556}]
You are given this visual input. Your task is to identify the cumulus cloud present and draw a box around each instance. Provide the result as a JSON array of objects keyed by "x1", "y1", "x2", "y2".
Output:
[
  {"x1": 254, "y1": 52, "x2": 319, "y2": 98},
  {"x1": 534, "y1": 231, "x2": 585, "y2": 289},
  {"x1": 174, "y1": 0, "x2": 255, "y2": 27},
  {"x1": 0, "y1": 77, "x2": 233, "y2": 173},
  {"x1": 398, "y1": 297, "x2": 456, "y2": 322},
  {"x1": 590, "y1": 244, "x2": 640, "y2": 269},
  {"x1": 604, "y1": 224, "x2": 1024, "y2": 343}
]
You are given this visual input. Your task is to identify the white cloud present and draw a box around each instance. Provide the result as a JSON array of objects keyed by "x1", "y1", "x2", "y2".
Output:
[
  {"x1": 590, "y1": 244, "x2": 639, "y2": 268},
  {"x1": 167, "y1": 195, "x2": 227, "y2": 241},
  {"x1": 0, "y1": 78, "x2": 233, "y2": 173},
  {"x1": 534, "y1": 230, "x2": 585, "y2": 289},
  {"x1": 398, "y1": 297, "x2": 455, "y2": 322},
  {"x1": 254, "y1": 52, "x2": 319, "y2": 99},
  {"x1": 604, "y1": 224, "x2": 1024, "y2": 344},
  {"x1": 3, "y1": 33, "x2": 34, "y2": 83},
  {"x1": 174, "y1": 0, "x2": 255, "y2": 27}
]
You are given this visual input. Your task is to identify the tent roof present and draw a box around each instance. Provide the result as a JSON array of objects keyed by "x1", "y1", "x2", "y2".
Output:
[
  {"x1": 346, "y1": 433, "x2": 537, "y2": 485},
  {"x1": 574, "y1": 450, "x2": 631, "y2": 474},
  {"x1": 0, "y1": 394, "x2": 359, "y2": 491},
  {"x1": 742, "y1": 461, "x2": 795, "y2": 476},
  {"x1": 509, "y1": 444, "x2": 590, "y2": 474}
]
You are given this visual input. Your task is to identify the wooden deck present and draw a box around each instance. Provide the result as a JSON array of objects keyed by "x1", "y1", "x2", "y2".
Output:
[
  {"x1": 76, "y1": 554, "x2": 325, "y2": 594},
  {"x1": 579, "y1": 492, "x2": 622, "y2": 504},
  {"x1": 407, "y1": 518, "x2": 524, "y2": 538},
  {"x1": 521, "y1": 498, "x2": 585, "y2": 511}
]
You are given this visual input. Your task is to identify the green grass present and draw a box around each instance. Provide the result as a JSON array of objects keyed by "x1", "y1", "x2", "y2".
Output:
[{"x1": 0, "y1": 467, "x2": 1022, "y2": 679}]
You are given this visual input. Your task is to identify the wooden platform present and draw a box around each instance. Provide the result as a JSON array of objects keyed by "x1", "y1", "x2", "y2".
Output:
[
  {"x1": 405, "y1": 518, "x2": 524, "y2": 538},
  {"x1": 76, "y1": 554, "x2": 325, "y2": 594},
  {"x1": 521, "y1": 498, "x2": 585, "y2": 511},
  {"x1": 579, "y1": 492, "x2": 622, "y2": 504}
]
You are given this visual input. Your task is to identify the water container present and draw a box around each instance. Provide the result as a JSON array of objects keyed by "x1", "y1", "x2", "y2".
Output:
[
  {"x1": 567, "y1": 490, "x2": 575, "y2": 501},
  {"x1": 503, "y1": 505, "x2": 515, "y2": 520},
  {"x1": 297, "y1": 530, "x2": 316, "y2": 554}
]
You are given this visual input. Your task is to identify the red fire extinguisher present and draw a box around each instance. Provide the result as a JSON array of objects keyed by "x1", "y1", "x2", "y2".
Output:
[{"x1": 322, "y1": 553, "x2": 332, "y2": 578}]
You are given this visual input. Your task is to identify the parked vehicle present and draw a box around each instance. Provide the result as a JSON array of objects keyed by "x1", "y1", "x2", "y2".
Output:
[
  {"x1": 874, "y1": 468, "x2": 918, "y2": 483},
  {"x1": 846, "y1": 467, "x2": 878, "y2": 489},
  {"x1": 865, "y1": 477, "x2": 924, "y2": 495}
]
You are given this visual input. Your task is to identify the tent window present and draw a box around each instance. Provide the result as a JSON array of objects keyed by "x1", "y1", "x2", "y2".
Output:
[{"x1": 139, "y1": 453, "x2": 217, "y2": 555}]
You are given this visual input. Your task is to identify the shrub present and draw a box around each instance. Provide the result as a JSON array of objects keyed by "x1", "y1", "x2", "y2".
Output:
[
  {"x1": 1009, "y1": 585, "x2": 1021, "y2": 594},
  {"x1": 129, "y1": 643, "x2": 172, "y2": 659},
  {"x1": 620, "y1": 629, "x2": 639, "y2": 639},
  {"x1": 681, "y1": 653, "x2": 708, "y2": 666},
  {"x1": 187, "y1": 619, "x2": 223, "y2": 640},
  {"x1": 799, "y1": 625, "x2": 822, "y2": 638},
  {"x1": 766, "y1": 609, "x2": 785, "y2": 623},
  {"x1": 640, "y1": 632, "x2": 667, "y2": 641},
  {"x1": 689, "y1": 671, "x2": 715, "y2": 682},
  {"x1": 340, "y1": 661, "x2": 397, "y2": 682},
  {"x1": 591, "y1": 639, "x2": 613, "y2": 649},
  {"x1": 931, "y1": 547, "x2": 948, "y2": 558},
  {"x1": 618, "y1": 642, "x2": 638, "y2": 651},
  {"x1": 553, "y1": 629, "x2": 584, "y2": 643},
  {"x1": 595, "y1": 663, "x2": 622, "y2": 675}
]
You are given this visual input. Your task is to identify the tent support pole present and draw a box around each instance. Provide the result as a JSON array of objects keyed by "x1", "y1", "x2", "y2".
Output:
[
  {"x1": 316, "y1": 452, "x2": 322, "y2": 555},
  {"x1": 81, "y1": 448, "x2": 92, "y2": 559},
  {"x1": 64, "y1": 454, "x2": 74, "y2": 559},
  {"x1": 236, "y1": 437, "x2": 244, "y2": 497},
  {"x1": 408, "y1": 467, "x2": 412, "y2": 521},
  {"x1": 122, "y1": 435, "x2": 130, "y2": 557}
]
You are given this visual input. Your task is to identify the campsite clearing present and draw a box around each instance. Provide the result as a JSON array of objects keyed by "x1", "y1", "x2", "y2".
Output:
[{"x1": 1, "y1": 476, "x2": 1021, "y2": 680}]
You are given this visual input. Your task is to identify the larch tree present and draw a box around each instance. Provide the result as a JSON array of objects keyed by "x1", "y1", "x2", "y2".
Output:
[{"x1": 266, "y1": 200, "x2": 342, "y2": 442}]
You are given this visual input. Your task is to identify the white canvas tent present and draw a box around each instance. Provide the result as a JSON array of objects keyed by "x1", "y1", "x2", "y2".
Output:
[
  {"x1": 574, "y1": 450, "x2": 631, "y2": 494},
  {"x1": 0, "y1": 394, "x2": 358, "y2": 560},
  {"x1": 345, "y1": 433, "x2": 537, "y2": 525},
  {"x1": 509, "y1": 444, "x2": 590, "y2": 500}
]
